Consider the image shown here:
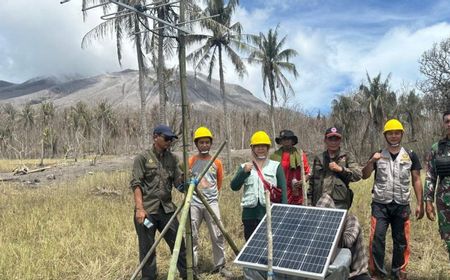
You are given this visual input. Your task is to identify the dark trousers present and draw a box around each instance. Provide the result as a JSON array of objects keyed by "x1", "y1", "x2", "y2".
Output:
[
  {"x1": 134, "y1": 207, "x2": 187, "y2": 280},
  {"x1": 369, "y1": 202, "x2": 410, "y2": 279},
  {"x1": 243, "y1": 219, "x2": 261, "y2": 241},
  {"x1": 349, "y1": 273, "x2": 371, "y2": 280}
]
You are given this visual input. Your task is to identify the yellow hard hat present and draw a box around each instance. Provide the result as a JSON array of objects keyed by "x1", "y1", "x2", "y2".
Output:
[
  {"x1": 250, "y1": 131, "x2": 271, "y2": 146},
  {"x1": 194, "y1": 126, "x2": 213, "y2": 141},
  {"x1": 383, "y1": 119, "x2": 404, "y2": 133}
]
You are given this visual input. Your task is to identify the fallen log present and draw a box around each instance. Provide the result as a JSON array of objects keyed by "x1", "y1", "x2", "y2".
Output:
[
  {"x1": 0, "y1": 177, "x2": 20, "y2": 182},
  {"x1": 13, "y1": 165, "x2": 53, "y2": 176}
]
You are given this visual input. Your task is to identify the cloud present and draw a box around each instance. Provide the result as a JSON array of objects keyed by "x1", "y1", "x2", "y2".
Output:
[
  {"x1": 0, "y1": 0, "x2": 136, "y2": 83},
  {"x1": 348, "y1": 22, "x2": 450, "y2": 88},
  {"x1": 1, "y1": 0, "x2": 450, "y2": 115}
]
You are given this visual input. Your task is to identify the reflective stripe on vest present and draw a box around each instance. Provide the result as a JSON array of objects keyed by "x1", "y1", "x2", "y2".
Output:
[{"x1": 372, "y1": 147, "x2": 412, "y2": 205}]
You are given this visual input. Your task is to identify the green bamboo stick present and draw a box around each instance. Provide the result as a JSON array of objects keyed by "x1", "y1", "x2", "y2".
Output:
[{"x1": 167, "y1": 141, "x2": 226, "y2": 280}]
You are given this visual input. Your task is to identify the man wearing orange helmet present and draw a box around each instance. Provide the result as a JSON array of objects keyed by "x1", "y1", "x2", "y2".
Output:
[
  {"x1": 362, "y1": 119, "x2": 424, "y2": 280},
  {"x1": 188, "y1": 126, "x2": 232, "y2": 277}
]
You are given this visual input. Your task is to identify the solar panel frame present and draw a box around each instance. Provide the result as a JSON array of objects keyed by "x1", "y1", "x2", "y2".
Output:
[{"x1": 234, "y1": 204, "x2": 347, "y2": 280}]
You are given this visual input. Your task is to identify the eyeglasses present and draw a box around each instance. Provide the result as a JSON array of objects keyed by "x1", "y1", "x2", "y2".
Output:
[{"x1": 160, "y1": 135, "x2": 174, "y2": 142}]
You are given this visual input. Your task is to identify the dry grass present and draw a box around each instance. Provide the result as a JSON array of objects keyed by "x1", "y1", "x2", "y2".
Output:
[{"x1": 1, "y1": 169, "x2": 449, "y2": 280}]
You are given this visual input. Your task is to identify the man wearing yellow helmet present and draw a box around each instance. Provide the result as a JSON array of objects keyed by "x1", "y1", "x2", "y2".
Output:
[
  {"x1": 362, "y1": 119, "x2": 424, "y2": 280},
  {"x1": 230, "y1": 131, "x2": 287, "y2": 240},
  {"x1": 188, "y1": 127, "x2": 232, "y2": 277}
]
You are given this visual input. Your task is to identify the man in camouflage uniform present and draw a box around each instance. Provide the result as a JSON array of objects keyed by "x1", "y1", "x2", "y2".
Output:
[
  {"x1": 130, "y1": 124, "x2": 188, "y2": 280},
  {"x1": 308, "y1": 126, "x2": 362, "y2": 209},
  {"x1": 424, "y1": 110, "x2": 450, "y2": 260}
]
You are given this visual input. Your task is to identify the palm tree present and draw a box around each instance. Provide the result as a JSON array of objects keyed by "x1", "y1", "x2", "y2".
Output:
[
  {"x1": 147, "y1": 0, "x2": 179, "y2": 125},
  {"x1": 247, "y1": 26, "x2": 299, "y2": 140},
  {"x1": 398, "y1": 90, "x2": 423, "y2": 141},
  {"x1": 20, "y1": 103, "x2": 35, "y2": 157},
  {"x1": 82, "y1": 0, "x2": 152, "y2": 145},
  {"x1": 95, "y1": 101, "x2": 116, "y2": 154},
  {"x1": 70, "y1": 101, "x2": 93, "y2": 160},
  {"x1": 0, "y1": 104, "x2": 16, "y2": 157},
  {"x1": 187, "y1": 0, "x2": 246, "y2": 170},
  {"x1": 331, "y1": 94, "x2": 361, "y2": 155},
  {"x1": 39, "y1": 102, "x2": 56, "y2": 165},
  {"x1": 357, "y1": 73, "x2": 397, "y2": 153}
]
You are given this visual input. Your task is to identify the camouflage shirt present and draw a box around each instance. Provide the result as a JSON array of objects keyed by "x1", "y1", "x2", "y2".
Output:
[
  {"x1": 308, "y1": 149, "x2": 362, "y2": 208},
  {"x1": 424, "y1": 138, "x2": 450, "y2": 202},
  {"x1": 130, "y1": 147, "x2": 182, "y2": 214},
  {"x1": 424, "y1": 138, "x2": 450, "y2": 244}
]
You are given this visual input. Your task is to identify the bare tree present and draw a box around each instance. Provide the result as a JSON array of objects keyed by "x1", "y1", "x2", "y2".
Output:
[{"x1": 419, "y1": 37, "x2": 450, "y2": 111}]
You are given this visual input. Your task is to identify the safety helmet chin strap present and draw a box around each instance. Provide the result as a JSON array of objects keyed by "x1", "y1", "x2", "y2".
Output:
[
  {"x1": 385, "y1": 134, "x2": 402, "y2": 147},
  {"x1": 251, "y1": 150, "x2": 267, "y2": 160}
]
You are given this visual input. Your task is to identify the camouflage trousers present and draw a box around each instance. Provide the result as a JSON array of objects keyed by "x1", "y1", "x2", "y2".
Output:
[{"x1": 436, "y1": 191, "x2": 450, "y2": 259}]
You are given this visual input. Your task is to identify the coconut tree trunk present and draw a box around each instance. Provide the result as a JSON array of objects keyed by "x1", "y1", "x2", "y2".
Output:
[
  {"x1": 157, "y1": 3, "x2": 167, "y2": 125},
  {"x1": 218, "y1": 46, "x2": 232, "y2": 171},
  {"x1": 99, "y1": 119, "x2": 104, "y2": 155},
  {"x1": 134, "y1": 16, "x2": 148, "y2": 146},
  {"x1": 268, "y1": 73, "x2": 277, "y2": 143},
  {"x1": 39, "y1": 137, "x2": 45, "y2": 166},
  {"x1": 270, "y1": 92, "x2": 276, "y2": 143}
]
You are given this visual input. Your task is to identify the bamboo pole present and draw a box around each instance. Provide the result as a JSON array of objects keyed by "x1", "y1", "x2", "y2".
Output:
[
  {"x1": 194, "y1": 187, "x2": 240, "y2": 255},
  {"x1": 299, "y1": 149, "x2": 308, "y2": 206},
  {"x1": 129, "y1": 203, "x2": 184, "y2": 280},
  {"x1": 167, "y1": 141, "x2": 226, "y2": 280},
  {"x1": 265, "y1": 191, "x2": 274, "y2": 280},
  {"x1": 178, "y1": 0, "x2": 195, "y2": 279}
]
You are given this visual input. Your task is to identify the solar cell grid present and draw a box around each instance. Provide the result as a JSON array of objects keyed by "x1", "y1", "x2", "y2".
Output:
[{"x1": 235, "y1": 204, "x2": 346, "y2": 279}]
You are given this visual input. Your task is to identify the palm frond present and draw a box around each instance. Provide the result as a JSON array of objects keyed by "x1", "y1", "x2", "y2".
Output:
[
  {"x1": 223, "y1": 45, "x2": 246, "y2": 78},
  {"x1": 81, "y1": 20, "x2": 116, "y2": 49}
]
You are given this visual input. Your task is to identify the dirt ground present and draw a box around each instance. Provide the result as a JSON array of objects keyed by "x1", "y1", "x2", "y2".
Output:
[
  {"x1": 0, "y1": 156, "x2": 134, "y2": 186},
  {"x1": 0, "y1": 149, "x2": 252, "y2": 186}
]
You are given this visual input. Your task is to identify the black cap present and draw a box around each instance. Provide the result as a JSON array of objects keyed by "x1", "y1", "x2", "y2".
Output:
[
  {"x1": 325, "y1": 127, "x2": 342, "y2": 138},
  {"x1": 153, "y1": 124, "x2": 178, "y2": 139},
  {"x1": 275, "y1": 130, "x2": 298, "y2": 145}
]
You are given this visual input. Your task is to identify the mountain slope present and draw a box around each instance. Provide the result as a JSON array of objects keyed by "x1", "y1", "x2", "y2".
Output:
[{"x1": 0, "y1": 70, "x2": 268, "y2": 111}]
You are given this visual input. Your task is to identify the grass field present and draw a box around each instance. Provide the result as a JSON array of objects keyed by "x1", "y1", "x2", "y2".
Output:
[{"x1": 0, "y1": 169, "x2": 449, "y2": 279}]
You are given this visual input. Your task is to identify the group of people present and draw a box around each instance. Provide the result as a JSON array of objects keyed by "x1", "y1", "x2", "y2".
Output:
[{"x1": 129, "y1": 110, "x2": 450, "y2": 280}]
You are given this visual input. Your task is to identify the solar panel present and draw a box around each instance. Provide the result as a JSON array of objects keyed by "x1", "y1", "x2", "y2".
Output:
[{"x1": 234, "y1": 204, "x2": 347, "y2": 280}]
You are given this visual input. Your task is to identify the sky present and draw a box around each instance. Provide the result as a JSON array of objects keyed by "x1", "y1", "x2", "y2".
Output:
[{"x1": 1, "y1": 0, "x2": 450, "y2": 114}]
